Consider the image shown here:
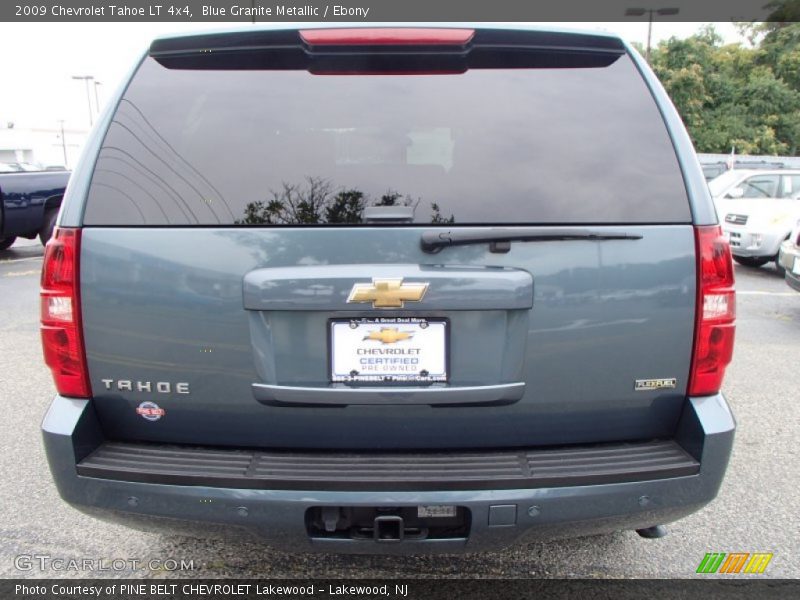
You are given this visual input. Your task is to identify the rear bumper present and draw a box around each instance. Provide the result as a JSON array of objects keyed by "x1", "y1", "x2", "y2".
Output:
[
  {"x1": 723, "y1": 226, "x2": 783, "y2": 258},
  {"x1": 42, "y1": 394, "x2": 735, "y2": 553}
]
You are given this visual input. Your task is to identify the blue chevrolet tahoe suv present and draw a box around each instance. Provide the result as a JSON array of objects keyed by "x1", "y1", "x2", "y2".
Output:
[{"x1": 40, "y1": 26, "x2": 736, "y2": 552}]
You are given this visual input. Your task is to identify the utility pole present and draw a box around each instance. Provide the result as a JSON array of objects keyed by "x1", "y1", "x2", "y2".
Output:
[
  {"x1": 58, "y1": 120, "x2": 68, "y2": 168},
  {"x1": 625, "y1": 7, "x2": 680, "y2": 62},
  {"x1": 93, "y1": 81, "x2": 102, "y2": 115},
  {"x1": 71, "y1": 75, "x2": 95, "y2": 127}
]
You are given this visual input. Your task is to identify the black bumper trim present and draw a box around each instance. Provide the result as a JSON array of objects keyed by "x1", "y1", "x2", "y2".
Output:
[{"x1": 76, "y1": 440, "x2": 699, "y2": 492}]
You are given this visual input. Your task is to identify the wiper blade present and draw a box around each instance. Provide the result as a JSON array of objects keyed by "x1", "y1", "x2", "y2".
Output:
[{"x1": 420, "y1": 228, "x2": 643, "y2": 253}]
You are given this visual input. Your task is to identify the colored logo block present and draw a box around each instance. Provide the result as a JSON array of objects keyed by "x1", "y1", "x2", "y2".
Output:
[{"x1": 697, "y1": 553, "x2": 773, "y2": 574}]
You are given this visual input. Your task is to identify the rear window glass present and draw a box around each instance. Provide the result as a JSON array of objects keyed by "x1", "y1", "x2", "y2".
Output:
[{"x1": 83, "y1": 54, "x2": 690, "y2": 226}]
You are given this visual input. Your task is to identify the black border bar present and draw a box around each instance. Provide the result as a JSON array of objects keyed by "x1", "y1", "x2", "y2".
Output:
[
  {"x1": 3, "y1": 579, "x2": 799, "y2": 599},
  {"x1": 2, "y1": 1, "x2": 792, "y2": 23}
]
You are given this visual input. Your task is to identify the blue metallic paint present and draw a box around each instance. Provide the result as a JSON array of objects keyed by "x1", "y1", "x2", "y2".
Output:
[
  {"x1": 41, "y1": 26, "x2": 734, "y2": 550},
  {"x1": 78, "y1": 225, "x2": 696, "y2": 449}
]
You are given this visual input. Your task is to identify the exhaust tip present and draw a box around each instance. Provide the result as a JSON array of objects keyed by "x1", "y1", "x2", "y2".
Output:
[{"x1": 636, "y1": 525, "x2": 668, "y2": 539}]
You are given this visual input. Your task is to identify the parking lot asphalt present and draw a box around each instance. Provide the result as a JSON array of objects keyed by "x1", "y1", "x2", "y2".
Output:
[{"x1": 0, "y1": 237, "x2": 797, "y2": 579}]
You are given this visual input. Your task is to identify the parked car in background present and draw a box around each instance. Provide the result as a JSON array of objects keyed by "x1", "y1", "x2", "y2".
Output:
[
  {"x1": 709, "y1": 169, "x2": 800, "y2": 203},
  {"x1": 0, "y1": 169, "x2": 70, "y2": 250},
  {"x1": 0, "y1": 162, "x2": 53, "y2": 172},
  {"x1": 778, "y1": 220, "x2": 800, "y2": 291},
  {"x1": 701, "y1": 160, "x2": 786, "y2": 182},
  {"x1": 711, "y1": 169, "x2": 800, "y2": 274}
]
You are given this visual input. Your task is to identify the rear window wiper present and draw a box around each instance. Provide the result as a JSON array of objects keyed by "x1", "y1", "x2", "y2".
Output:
[{"x1": 420, "y1": 228, "x2": 643, "y2": 253}]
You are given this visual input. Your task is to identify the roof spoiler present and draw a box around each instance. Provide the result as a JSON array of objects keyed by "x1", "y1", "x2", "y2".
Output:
[{"x1": 149, "y1": 28, "x2": 626, "y2": 72}]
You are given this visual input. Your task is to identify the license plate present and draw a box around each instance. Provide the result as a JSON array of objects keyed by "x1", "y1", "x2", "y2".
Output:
[
  {"x1": 417, "y1": 505, "x2": 457, "y2": 518},
  {"x1": 793, "y1": 257, "x2": 800, "y2": 276},
  {"x1": 330, "y1": 317, "x2": 447, "y2": 383}
]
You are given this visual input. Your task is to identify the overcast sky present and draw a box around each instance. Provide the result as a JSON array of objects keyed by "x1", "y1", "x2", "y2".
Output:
[{"x1": 0, "y1": 21, "x2": 742, "y2": 132}]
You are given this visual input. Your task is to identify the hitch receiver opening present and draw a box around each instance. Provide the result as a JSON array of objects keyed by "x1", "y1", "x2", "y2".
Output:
[{"x1": 374, "y1": 515, "x2": 404, "y2": 542}]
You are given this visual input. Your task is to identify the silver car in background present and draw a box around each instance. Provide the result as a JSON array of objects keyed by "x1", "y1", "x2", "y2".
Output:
[
  {"x1": 778, "y1": 220, "x2": 800, "y2": 291},
  {"x1": 711, "y1": 169, "x2": 800, "y2": 273}
]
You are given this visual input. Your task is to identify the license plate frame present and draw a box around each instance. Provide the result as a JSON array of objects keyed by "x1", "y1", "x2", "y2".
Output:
[
  {"x1": 329, "y1": 317, "x2": 449, "y2": 384},
  {"x1": 793, "y1": 256, "x2": 800, "y2": 276}
]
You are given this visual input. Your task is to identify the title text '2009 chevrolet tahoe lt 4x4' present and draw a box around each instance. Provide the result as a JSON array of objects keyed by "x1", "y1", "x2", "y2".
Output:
[{"x1": 41, "y1": 26, "x2": 735, "y2": 553}]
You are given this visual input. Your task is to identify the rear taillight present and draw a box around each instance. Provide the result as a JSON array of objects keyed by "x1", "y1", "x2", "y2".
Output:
[
  {"x1": 688, "y1": 225, "x2": 736, "y2": 396},
  {"x1": 40, "y1": 227, "x2": 91, "y2": 398}
]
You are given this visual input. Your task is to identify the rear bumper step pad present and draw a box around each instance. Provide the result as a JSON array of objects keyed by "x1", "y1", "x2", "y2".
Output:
[{"x1": 77, "y1": 440, "x2": 699, "y2": 491}]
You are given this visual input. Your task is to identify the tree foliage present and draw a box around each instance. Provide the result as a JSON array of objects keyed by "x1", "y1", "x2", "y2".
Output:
[{"x1": 650, "y1": 19, "x2": 800, "y2": 155}]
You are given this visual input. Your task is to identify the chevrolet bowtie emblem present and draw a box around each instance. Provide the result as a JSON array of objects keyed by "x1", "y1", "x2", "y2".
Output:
[
  {"x1": 364, "y1": 328, "x2": 414, "y2": 344},
  {"x1": 347, "y1": 278, "x2": 429, "y2": 308}
]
